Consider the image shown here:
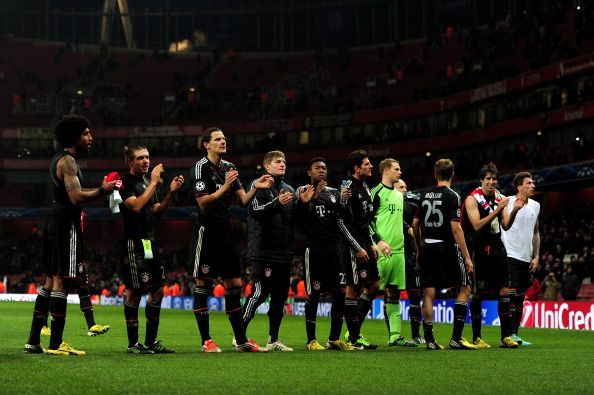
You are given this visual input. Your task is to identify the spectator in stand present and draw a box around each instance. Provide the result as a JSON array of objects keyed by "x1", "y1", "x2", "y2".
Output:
[
  {"x1": 542, "y1": 272, "x2": 561, "y2": 301},
  {"x1": 561, "y1": 266, "x2": 581, "y2": 301},
  {"x1": 244, "y1": 281, "x2": 252, "y2": 298},
  {"x1": 525, "y1": 274, "x2": 542, "y2": 301},
  {"x1": 27, "y1": 282, "x2": 37, "y2": 294},
  {"x1": 11, "y1": 93, "x2": 22, "y2": 111},
  {"x1": 171, "y1": 280, "x2": 181, "y2": 297},
  {"x1": 212, "y1": 281, "x2": 225, "y2": 298},
  {"x1": 588, "y1": 248, "x2": 594, "y2": 281}
]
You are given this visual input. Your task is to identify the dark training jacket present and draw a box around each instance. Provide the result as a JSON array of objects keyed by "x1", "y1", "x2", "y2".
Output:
[{"x1": 246, "y1": 175, "x2": 297, "y2": 263}]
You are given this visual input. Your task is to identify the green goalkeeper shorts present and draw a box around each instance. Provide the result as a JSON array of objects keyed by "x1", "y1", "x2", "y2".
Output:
[{"x1": 378, "y1": 252, "x2": 405, "y2": 290}]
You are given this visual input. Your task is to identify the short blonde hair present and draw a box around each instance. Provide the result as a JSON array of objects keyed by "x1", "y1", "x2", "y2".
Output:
[{"x1": 379, "y1": 158, "x2": 399, "y2": 174}]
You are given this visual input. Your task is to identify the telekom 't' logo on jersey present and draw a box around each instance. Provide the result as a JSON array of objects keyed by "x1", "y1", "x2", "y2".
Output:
[{"x1": 315, "y1": 205, "x2": 325, "y2": 217}]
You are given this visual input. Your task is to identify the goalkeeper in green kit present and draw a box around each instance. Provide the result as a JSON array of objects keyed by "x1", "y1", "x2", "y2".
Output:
[{"x1": 370, "y1": 158, "x2": 417, "y2": 347}]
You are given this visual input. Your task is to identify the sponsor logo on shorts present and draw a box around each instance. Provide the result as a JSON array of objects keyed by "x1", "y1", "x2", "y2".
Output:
[
  {"x1": 313, "y1": 281, "x2": 321, "y2": 291},
  {"x1": 265, "y1": 268, "x2": 272, "y2": 277},
  {"x1": 141, "y1": 272, "x2": 150, "y2": 283},
  {"x1": 201, "y1": 265, "x2": 210, "y2": 274}
]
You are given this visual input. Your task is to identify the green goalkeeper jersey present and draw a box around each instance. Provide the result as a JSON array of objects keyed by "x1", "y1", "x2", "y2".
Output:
[{"x1": 370, "y1": 183, "x2": 404, "y2": 252}]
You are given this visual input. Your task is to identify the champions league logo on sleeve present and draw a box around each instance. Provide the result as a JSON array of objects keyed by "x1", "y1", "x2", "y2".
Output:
[
  {"x1": 532, "y1": 174, "x2": 545, "y2": 184},
  {"x1": 330, "y1": 195, "x2": 336, "y2": 203},
  {"x1": 78, "y1": 263, "x2": 84, "y2": 274},
  {"x1": 195, "y1": 181, "x2": 206, "y2": 192},
  {"x1": 577, "y1": 166, "x2": 594, "y2": 177}
]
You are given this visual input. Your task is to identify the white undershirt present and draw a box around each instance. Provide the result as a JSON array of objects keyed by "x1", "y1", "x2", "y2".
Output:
[{"x1": 501, "y1": 196, "x2": 540, "y2": 263}]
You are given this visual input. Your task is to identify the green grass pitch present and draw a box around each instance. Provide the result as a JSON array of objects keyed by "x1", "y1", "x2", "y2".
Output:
[{"x1": 2, "y1": 301, "x2": 593, "y2": 394}]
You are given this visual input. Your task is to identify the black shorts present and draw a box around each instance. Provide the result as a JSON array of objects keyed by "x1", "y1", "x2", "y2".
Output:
[
  {"x1": 473, "y1": 244, "x2": 509, "y2": 295},
  {"x1": 419, "y1": 242, "x2": 468, "y2": 290},
  {"x1": 507, "y1": 257, "x2": 532, "y2": 294},
  {"x1": 305, "y1": 245, "x2": 346, "y2": 293},
  {"x1": 42, "y1": 215, "x2": 84, "y2": 279},
  {"x1": 122, "y1": 239, "x2": 165, "y2": 290},
  {"x1": 405, "y1": 252, "x2": 421, "y2": 290},
  {"x1": 190, "y1": 224, "x2": 241, "y2": 280},
  {"x1": 344, "y1": 243, "x2": 379, "y2": 286},
  {"x1": 250, "y1": 259, "x2": 291, "y2": 295}
]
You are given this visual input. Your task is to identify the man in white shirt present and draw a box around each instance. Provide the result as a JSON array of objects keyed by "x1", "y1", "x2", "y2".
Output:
[{"x1": 501, "y1": 172, "x2": 540, "y2": 346}]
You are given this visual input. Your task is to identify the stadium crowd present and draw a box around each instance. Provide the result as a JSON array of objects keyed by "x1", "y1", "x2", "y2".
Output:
[{"x1": 3, "y1": 0, "x2": 594, "y2": 127}]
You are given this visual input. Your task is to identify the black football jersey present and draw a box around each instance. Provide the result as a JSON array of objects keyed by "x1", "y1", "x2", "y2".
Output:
[
  {"x1": 119, "y1": 173, "x2": 158, "y2": 239},
  {"x1": 416, "y1": 186, "x2": 461, "y2": 243},
  {"x1": 191, "y1": 157, "x2": 242, "y2": 227}
]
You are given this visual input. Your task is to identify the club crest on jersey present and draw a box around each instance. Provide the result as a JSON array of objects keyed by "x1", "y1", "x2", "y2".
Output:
[
  {"x1": 477, "y1": 280, "x2": 486, "y2": 290},
  {"x1": 359, "y1": 270, "x2": 368, "y2": 279},
  {"x1": 313, "y1": 281, "x2": 321, "y2": 291},
  {"x1": 141, "y1": 272, "x2": 150, "y2": 283},
  {"x1": 201, "y1": 265, "x2": 210, "y2": 274},
  {"x1": 264, "y1": 268, "x2": 272, "y2": 277},
  {"x1": 195, "y1": 181, "x2": 206, "y2": 192}
]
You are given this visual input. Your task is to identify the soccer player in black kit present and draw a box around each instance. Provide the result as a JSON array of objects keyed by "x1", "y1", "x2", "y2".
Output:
[
  {"x1": 31, "y1": 236, "x2": 112, "y2": 345},
  {"x1": 242, "y1": 150, "x2": 301, "y2": 352},
  {"x1": 24, "y1": 115, "x2": 117, "y2": 355},
  {"x1": 190, "y1": 127, "x2": 273, "y2": 353},
  {"x1": 119, "y1": 145, "x2": 184, "y2": 354},
  {"x1": 395, "y1": 179, "x2": 425, "y2": 344},
  {"x1": 298, "y1": 157, "x2": 362, "y2": 351},
  {"x1": 412, "y1": 159, "x2": 477, "y2": 350},
  {"x1": 461, "y1": 163, "x2": 522, "y2": 349},
  {"x1": 341, "y1": 150, "x2": 380, "y2": 350}
]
